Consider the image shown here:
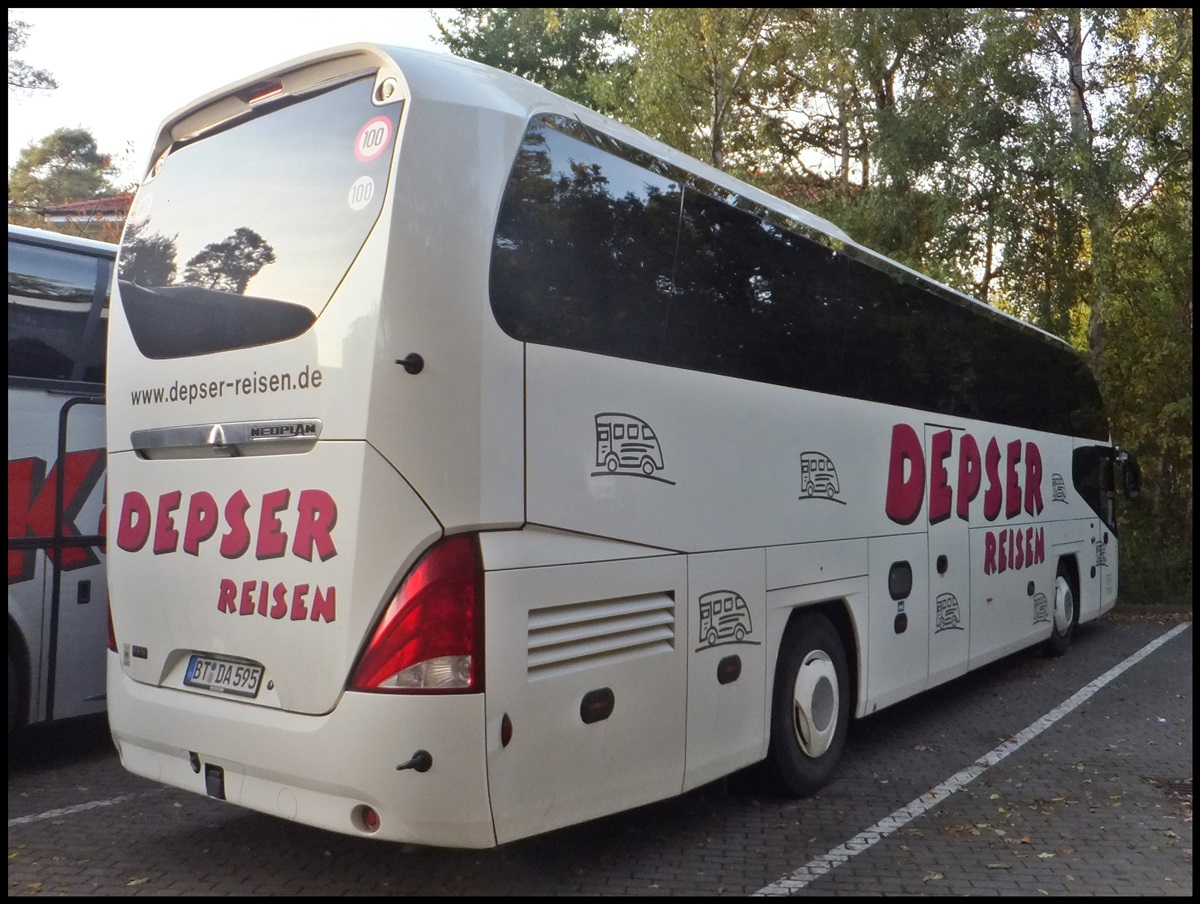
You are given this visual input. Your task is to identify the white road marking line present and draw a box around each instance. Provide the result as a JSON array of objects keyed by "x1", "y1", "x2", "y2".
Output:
[
  {"x1": 754, "y1": 623, "x2": 1191, "y2": 896},
  {"x1": 8, "y1": 788, "x2": 165, "y2": 828}
]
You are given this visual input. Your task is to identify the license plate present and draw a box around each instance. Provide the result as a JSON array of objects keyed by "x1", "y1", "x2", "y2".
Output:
[{"x1": 184, "y1": 654, "x2": 264, "y2": 698}]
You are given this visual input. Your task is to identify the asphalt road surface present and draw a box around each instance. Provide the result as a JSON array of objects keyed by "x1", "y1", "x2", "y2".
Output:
[{"x1": 8, "y1": 608, "x2": 1191, "y2": 896}]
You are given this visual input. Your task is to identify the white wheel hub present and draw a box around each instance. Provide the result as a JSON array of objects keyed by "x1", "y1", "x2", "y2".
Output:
[
  {"x1": 1053, "y1": 575, "x2": 1074, "y2": 634},
  {"x1": 792, "y1": 649, "x2": 839, "y2": 758}
]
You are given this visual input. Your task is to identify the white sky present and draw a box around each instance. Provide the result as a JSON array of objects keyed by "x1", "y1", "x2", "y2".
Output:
[{"x1": 8, "y1": 8, "x2": 453, "y2": 188}]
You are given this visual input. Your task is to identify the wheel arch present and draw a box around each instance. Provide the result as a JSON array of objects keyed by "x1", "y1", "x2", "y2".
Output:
[
  {"x1": 1057, "y1": 553, "x2": 1081, "y2": 620},
  {"x1": 778, "y1": 598, "x2": 860, "y2": 724}
]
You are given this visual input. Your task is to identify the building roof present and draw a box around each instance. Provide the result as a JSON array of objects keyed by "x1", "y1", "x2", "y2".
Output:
[{"x1": 41, "y1": 193, "x2": 134, "y2": 219}]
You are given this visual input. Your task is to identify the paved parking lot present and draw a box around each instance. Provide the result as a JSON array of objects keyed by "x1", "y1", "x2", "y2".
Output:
[{"x1": 8, "y1": 608, "x2": 1191, "y2": 896}]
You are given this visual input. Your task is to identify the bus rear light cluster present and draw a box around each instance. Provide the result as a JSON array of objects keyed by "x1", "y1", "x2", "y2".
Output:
[
  {"x1": 349, "y1": 535, "x2": 484, "y2": 693},
  {"x1": 107, "y1": 601, "x2": 118, "y2": 653}
]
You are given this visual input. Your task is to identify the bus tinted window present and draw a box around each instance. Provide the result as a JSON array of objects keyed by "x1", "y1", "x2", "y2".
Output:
[
  {"x1": 8, "y1": 236, "x2": 109, "y2": 383},
  {"x1": 117, "y1": 76, "x2": 400, "y2": 359},
  {"x1": 491, "y1": 117, "x2": 682, "y2": 362},
  {"x1": 491, "y1": 116, "x2": 1109, "y2": 440},
  {"x1": 669, "y1": 189, "x2": 849, "y2": 395}
]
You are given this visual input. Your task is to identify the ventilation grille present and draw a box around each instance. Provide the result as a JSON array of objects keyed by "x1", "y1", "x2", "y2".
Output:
[{"x1": 527, "y1": 592, "x2": 675, "y2": 678}]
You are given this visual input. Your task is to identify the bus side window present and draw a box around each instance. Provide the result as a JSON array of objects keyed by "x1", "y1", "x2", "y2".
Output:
[
  {"x1": 613, "y1": 424, "x2": 624, "y2": 440},
  {"x1": 628, "y1": 425, "x2": 639, "y2": 440}
]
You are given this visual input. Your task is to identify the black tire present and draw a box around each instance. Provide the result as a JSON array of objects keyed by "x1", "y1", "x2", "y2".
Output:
[
  {"x1": 1043, "y1": 560, "x2": 1077, "y2": 657},
  {"x1": 766, "y1": 612, "x2": 850, "y2": 796}
]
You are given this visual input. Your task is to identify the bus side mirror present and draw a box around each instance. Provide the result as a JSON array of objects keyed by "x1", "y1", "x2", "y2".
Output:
[{"x1": 1118, "y1": 449, "x2": 1141, "y2": 499}]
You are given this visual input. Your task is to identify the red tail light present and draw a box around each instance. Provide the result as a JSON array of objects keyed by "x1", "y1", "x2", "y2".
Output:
[
  {"x1": 349, "y1": 534, "x2": 484, "y2": 693},
  {"x1": 107, "y1": 600, "x2": 117, "y2": 652}
]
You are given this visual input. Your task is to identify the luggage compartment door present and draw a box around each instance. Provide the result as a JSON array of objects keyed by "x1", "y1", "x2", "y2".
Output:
[{"x1": 484, "y1": 553, "x2": 687, "y2": 845}]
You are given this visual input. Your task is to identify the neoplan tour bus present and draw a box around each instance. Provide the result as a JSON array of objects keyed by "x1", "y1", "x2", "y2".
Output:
[
  {"x1": 9, "y1": 224, "x2": 115, "y2": 733},
  {"x1": 105, "y1": 44, "x2": 1141, "y2": 848}
]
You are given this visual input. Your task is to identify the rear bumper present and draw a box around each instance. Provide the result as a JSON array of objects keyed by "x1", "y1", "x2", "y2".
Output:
[{"x1": 107, "y1": 653, "x2": 496, "y2": 847}]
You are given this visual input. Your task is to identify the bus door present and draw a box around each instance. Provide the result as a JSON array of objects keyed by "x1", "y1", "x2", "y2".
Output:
[
  {"x1": 47, "y1": 396, "x2": 109, "y2": 720},
  {"x1": 1072, "y1": 443, "x2": 1119, "y2": 618},
  {"x1": 925, "y1": 425, "x2": 970, "y2": 688}
]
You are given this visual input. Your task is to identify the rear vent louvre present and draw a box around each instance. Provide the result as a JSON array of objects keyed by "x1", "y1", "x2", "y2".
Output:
[{"x1": 527, "y1": 592, "x2": 675, "y2": 678}]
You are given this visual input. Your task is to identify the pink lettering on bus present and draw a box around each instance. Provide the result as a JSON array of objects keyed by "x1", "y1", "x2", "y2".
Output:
[
  {"x1": 116, "y1": 487, "x2": 339, "y2": 562},
  {"x1": 884, "y1": 424, "x2": 1044, "y2": 525}
]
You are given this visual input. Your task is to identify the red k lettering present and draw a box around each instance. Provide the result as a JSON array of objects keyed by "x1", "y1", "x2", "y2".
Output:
[{"x1": 8, "y1": 449, "x2": 105, "y2": 582}]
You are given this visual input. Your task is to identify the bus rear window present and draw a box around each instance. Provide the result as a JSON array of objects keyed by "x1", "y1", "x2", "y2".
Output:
[{"x1": 117, "y1": 76, "x2": 400, "y2": 359}]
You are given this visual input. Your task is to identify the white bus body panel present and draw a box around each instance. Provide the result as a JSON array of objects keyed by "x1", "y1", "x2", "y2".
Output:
[
  {"x1": 108, "y1": 655, "x2": 495, "y2": 847},
  {"x1": 525, "y1": 343, "x2": 899, "y2": 553},
  {"x1": 106, "y1": 442, "x2": 441, "y2": 716}
]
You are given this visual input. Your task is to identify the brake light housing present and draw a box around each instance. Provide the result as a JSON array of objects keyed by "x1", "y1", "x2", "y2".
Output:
[{"x1": 349, "y1": 534, "x2": 484, "y2": 693}]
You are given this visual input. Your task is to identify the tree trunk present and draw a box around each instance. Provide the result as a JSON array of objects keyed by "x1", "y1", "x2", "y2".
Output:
[{"x1": 1065, "y1": 8, "x2": 1108, "y2": 372}]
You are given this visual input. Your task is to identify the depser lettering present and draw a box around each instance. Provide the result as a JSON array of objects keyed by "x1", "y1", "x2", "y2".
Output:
[
  {"x1": 116, "y1": 488, "x2": 337, "y2": 562},
  {"x1": 885, "y1": 424, "x2": 1043, "y2": 526}
]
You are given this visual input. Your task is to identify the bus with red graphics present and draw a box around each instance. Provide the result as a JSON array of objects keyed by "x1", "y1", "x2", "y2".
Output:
[
  {"x1": 8, "y1": 224, "x2": 115, "y2": 733},
  {"x1": 105, "y1": 45, "x2": 1141, "y2": 848}
]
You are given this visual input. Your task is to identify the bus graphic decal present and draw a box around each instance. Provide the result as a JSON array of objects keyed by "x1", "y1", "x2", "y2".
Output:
[
  {"x1": 935, "y1": 592, "x2": 963, "y2": 632},
  {"x1": 696, "y1": 590, "x2": 758, "y2": 650},
  {"x1": 798, "y1": 450, "x2": 845, "y2": 504},
  {"x1": 1032, "y1": 592, "x2": 1050, "y2": 625},
  {"x1": 1051, "y1": 473, "x2": 1069, "y2": 503},
  {"x1": 591, "y1": 413, "x2": 675, "y2": 484}
]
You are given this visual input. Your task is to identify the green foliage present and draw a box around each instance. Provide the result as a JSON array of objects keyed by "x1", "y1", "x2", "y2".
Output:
[
  {"x1": 1117, "y1": 506, "x2": 1193, "y2": 606},
  {"x1": 8, "y1": 127, "x2": 118, "y2": 225},
  {"x1": 433, "y1": 8, "x2": 631, "y2": 114},
  {"x1": 617, "y1": 8, "x2": 790, "y2": 170}
]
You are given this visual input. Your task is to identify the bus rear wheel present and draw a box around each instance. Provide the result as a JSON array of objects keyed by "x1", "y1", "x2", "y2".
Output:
[
  {"x1": 1043, "y1": 560, "x2": 1077, "y2": 657},
  {"x1": 767, "y1": 611, "x2": 849, "y2": 796}
]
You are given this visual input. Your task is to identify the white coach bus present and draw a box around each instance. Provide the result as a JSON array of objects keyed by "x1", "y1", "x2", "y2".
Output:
[
  {"x1": 105, "y1": 44, "x2": 1140, "y2": 848},
  {"x1": 9, "y1": 225, "x2": 115, "y2": 732}
]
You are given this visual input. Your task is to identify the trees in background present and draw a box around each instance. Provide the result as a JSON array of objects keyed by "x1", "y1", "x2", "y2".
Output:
[
  {"x1": 8, "y1": 19, "x2": 58, "y2": 92},
  {"x1": 8, "y1": 127, "x2": 121, "y2": 227},
  {"x1": 433, "y1": 8, "x2": 632, "y2": 115}
]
